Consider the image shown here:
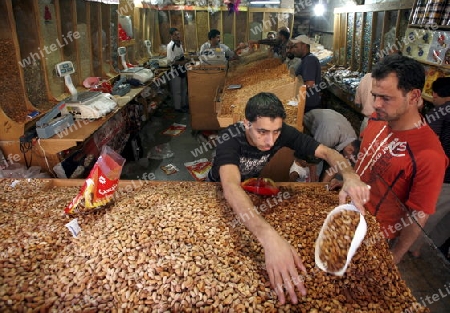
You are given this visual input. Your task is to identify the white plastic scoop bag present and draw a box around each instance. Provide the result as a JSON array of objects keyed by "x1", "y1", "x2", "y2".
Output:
[{"x1": 315, "y1": 203, "x2": 367, "y2": 276}]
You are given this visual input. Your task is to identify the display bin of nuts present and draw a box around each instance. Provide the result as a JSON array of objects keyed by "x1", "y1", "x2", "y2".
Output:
[
  {"x1": 0, "y1": 179, "x2": 436, "y2": 312},
  {"x1": 217, "y1": 59, "x2": 303, "y2": 130}
]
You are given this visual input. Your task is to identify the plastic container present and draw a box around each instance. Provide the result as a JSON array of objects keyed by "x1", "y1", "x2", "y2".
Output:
[{"x1": 118, "y1": 16, "x2": 133, "y2": 38}]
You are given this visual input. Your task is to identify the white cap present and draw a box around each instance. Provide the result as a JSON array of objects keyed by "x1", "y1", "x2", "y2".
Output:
[{"x1": 291, "y1": 35, "x2": 312, "y2": 45}]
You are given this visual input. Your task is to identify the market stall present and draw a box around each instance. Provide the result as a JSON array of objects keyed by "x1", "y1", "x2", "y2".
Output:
[
  {"x1": 217, "y1": 58, "x2": 304, "y2": 130},
  {"x1": 187, "y1": 65, "x2": 227, "y2": 130},
  {"x1": 0, "y1": 178, "x2": 435, "y2": 312}
]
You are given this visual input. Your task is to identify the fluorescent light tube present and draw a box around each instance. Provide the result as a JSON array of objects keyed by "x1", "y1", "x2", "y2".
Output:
[{"x1": 250, "y1": 0, "x2": 281, "y2": 4}]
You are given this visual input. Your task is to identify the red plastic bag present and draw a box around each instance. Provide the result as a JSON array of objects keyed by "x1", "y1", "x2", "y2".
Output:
[
  {"x1": 65, "y1": 146, "x2": 126, "y2": 214},
  {"x1": 241, "y1": 178, "x2": 280, "y2": 196}
]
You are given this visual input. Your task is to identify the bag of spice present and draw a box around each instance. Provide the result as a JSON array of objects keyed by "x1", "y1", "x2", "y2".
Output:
[{"x1": 64, "y1": 146, "x2": 126, "y2": 214}]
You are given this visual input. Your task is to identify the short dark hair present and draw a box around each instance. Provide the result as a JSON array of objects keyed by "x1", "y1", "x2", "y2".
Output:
[
  {"x1": 267, "y1": 31, "x2": 277, "y2": 38},
  {"x1": 169, "y1": 28, "x2": 178, "y2": 35},
  {"x1": 279, "y1": 29, "x2": 290, "y2": 40},
  {"x1": 371, "y1": 54, "x2": 425, "y2": 95},
  {"x1": 245, "y1": 92, "x2": 286, "y2": 122},
  {"x1": 208, "y1": 29, "x2": 220, "y2": 40},
  {"x1": 348, "y1": 139, "x2": 361, "y2": 166},
  {"x1": 351, "y1": 139, "x2": 361, "y2": 152},
  {"x1": 432, "y1": 77, "x2": 450, "y2": 97}
]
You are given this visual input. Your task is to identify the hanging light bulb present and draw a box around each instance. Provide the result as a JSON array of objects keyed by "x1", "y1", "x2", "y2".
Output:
[{"x1": 314, "y1": 0, "x2": 325, "y2": 17}]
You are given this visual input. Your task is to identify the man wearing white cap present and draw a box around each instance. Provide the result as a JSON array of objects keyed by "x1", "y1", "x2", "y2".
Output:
[{"x1": 288, "y1": 35, "x2": 322, "y2": 112}]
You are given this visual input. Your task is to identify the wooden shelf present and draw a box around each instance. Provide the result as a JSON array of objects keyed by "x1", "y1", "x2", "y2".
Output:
[
  {"x1": 138, "y1": 4, "x2": 248, "y2": 11},
  {"x1": 38, "y1": 87, "x2": 144, "y2": 154},
  {"x1": 248, "y1": 7, "x2": 293, "y2": 13},
  {"x1": 118, "y1": 39, "x2": 136, "y2": 47},
  {"x1": 417, "y1": 59, "x2": 450, "y2": 71},
  {"x1": 334, "y1": 0, "x2": 414, "y2": 13},
  {"x1": 408, "y1": 24, "x2": 450, "y2": 30}
]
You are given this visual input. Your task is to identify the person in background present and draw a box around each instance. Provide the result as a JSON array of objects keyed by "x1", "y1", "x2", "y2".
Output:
[
  {"x1": 288, "y1": 35, "x2": 322, "y2": 112},
  {"x1": 330, "y1": 55, "x2": 448, "y2": 264},
  {"x1": 355, "y1": 72, "x2": 375, "y2": 134},
  {"x1": 289, "y1": 109, "x2": 360, "y2": 182},
  {"x1": 285, "y1": 40, "x2": 301, "y2": 78},
  {"x1": 264, "y1": 31, "x2": 277, "y2": 56},
  {"x1": 267, "y1": 31, "x2": 276, "y2": 40},
  {"x1": 207, "y1": 92, "x2": 370, "y2": 305},
  {"x1": 409, "y1": 77, "x2": 450, "y2": 257},
  {"x1": 199, "y1": 29, "x2": 244, "y2": 62},
  {"x1": 249, "y1": 27, "x2": 291, "y2": 61},
  {"x1": 167, "y1": 27, "x2": 190, "y2": 113}
]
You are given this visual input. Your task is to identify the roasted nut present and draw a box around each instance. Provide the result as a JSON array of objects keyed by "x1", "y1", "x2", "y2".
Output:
[
  {"x1": 318, "y1": 210, "x2": 360, "y2": 272},
  {"x1": 0, "y1": 180, "x2": 428, "y2": 312}
]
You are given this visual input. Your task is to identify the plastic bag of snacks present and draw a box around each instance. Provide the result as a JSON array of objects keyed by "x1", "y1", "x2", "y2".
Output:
[
  {"x1": 315, "y1": 203, "x2": 367, "y2": 276},
  {"x1": 65, "y1": 146, "x2": 126, "y2": 214},
  {"x1": 241, "y1": 178, "x2": 280, "y2": 196}
]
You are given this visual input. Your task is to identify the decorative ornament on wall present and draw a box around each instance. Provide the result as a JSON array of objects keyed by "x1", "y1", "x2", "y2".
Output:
[
  {"x1": 418, "y1": 46, "x2": 424, "y2": 57},
  {"x1": 438, "y1": 33, "x2": 447, "y2": 47},
  {"x1": 223, "y1": 0, "x2": 241, "y2": 14},
  {"x1": 44, "y1": 5, "x2": 52, "y2": 23},
  {"x1": 406, "y1": 46, "x2": 412, "y2": 56}
]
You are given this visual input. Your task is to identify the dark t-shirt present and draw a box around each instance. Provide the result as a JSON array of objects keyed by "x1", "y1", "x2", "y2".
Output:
[
  {"x1": 295, "y1": 53, "x2": 321, "y2": 112},
  {"x1": 426, "y1": 101, "x2": 450, "y2": 183},
  {"x1": 208, "y1": 122, "x2": 320, "y2": 182}
]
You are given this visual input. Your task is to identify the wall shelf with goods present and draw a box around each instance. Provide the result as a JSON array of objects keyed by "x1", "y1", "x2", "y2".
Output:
[
  {"x1": 0, "y1": 0, "x2": 166, "y2": 176},
  {"x1": 0, "y1": 0, "x2": 118, "y2": 134},
  {"x1": 333, "y1": 0, "x2": 414, "y2": 74},
  {"x1": 324, "y1": 0, "x2": 414, "y2": 129},
  {"x1": 128, "y1": 3, "x2": 293, "y2": 54},
  {"x1": 0, "y1": 0, "x2": 119, "y2": 130},
  {"x1": 405, "y1": 0, "x2": 450, "y2": 101},
  {"x1": 248, "y1": 8, "x2": 294, "y2": 43}
]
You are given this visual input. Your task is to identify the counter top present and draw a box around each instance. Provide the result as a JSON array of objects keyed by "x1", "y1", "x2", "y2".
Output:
[
  {"x1": 0, "y1": 179, "x2": 438, "y2": 311},
  {"x1": 36, "y1": 88, "x2": 142, "y2": 154}
]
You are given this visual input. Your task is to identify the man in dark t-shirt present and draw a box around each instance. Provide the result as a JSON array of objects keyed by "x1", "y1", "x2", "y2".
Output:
[
  {"x1": 289, "y1": 35, "x2": 322, "y2": 112},
  {"x1": 207, "y1": 92, "x2": 371, "y2": 305},
  {"x1": 208, "y1": 121, "x2": 319, "y2": 182}
]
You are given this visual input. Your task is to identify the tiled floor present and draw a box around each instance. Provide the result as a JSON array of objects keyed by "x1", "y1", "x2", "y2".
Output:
[
  {"x1": 398, "y1": 245, "x2": 450, "y2": 313},
  {"x1": 121, "y1": 103, "x2": 214, "y2": 182}
]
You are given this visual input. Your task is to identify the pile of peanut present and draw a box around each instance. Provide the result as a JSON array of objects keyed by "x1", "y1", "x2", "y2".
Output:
[
  {"x1": 220, "y1": 58, "x2": 295, "y2": 118},
  {"x1": 318, "y1": 210, "x2": 361, "y2": 273},
  {"x1": 0, "y1": 180, "x2": 429, "y2": 312}
]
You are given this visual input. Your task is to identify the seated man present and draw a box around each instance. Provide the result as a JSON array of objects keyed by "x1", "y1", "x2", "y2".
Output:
[
  {"x1": 207, "y1": 92, "x2": 370, "y2": 304},
  {"x1": 289, "y1": 109, "x2": 360, "y2": 182},
  {"x1": 199, "y1": 29, "x2": 243, "y2": 64}
]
